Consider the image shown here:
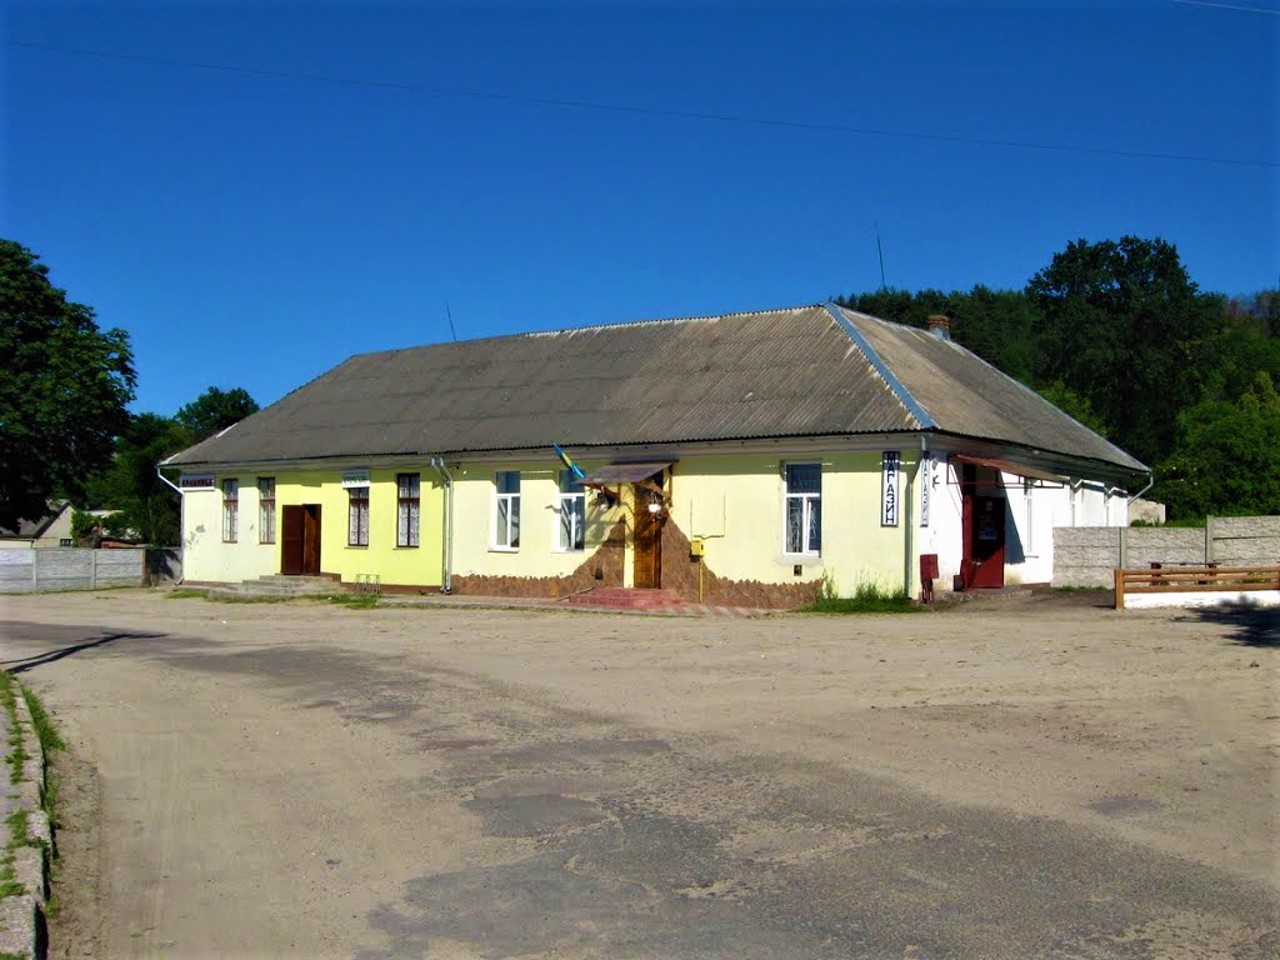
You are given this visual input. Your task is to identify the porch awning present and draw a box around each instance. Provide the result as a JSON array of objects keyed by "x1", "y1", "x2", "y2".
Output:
[
  {"x1": 952, "y1": 455, "x2": 1068, "y2": 484},
  {"x1": 581, "y1": 462, "x2": 672, "y2": 484}
]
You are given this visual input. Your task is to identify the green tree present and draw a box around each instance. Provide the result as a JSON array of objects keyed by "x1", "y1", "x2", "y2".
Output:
[
  {"x1": 1156, "y1": 372, "x2": 1280, "y2": 519},
  {"x1": 1026, "y1": 236, "x2": 1224, "y2": 466},
  {"x1": 85, "y1": 414, "x2": 192, "y2": 545},
  {"x1": 175, "y1": 386, "x2": 259, "y2": 442},
  {"x1": 0, "y1": 240, "x2": 135, "y2": 529}
]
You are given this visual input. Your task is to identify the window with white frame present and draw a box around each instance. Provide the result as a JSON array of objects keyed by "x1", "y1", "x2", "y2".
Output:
[
  {"x1": 493, "y1": 471, "x2": 521, "y2": 549},
  {"x1": 557, "y1": 469, "x2": 585, "y2": 551},
  {"x1": 397, "y1": 473, "x2": 420, "y2": 547},
  {"x1": 258, "y1": 477, "x2": 276, "y2": 544},
  {"x1": 784, "y1": 463, "x2": 821, "y2": 555},
  {"x1": 222, "y1": 479, "x2": 239, "y2": 542},
  {"x1": 348, "y1": 485, "x2": 369, "y2": 546}
]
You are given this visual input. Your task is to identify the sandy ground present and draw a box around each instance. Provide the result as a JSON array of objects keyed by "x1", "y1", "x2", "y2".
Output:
[{"x1": 0, "y1": 588, "x2": 1276, "y2": 959}]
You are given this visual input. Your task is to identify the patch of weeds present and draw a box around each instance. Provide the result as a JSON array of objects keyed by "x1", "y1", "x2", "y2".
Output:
[
  {"x1": 800, "y1": 578, "x2": 922, "y2": 614},
  {"x1": 324, "y1": 593, "x2": 380, "y2": 609},
  {"x1": 0, "y1": 810, "x2": 31, "y2": 899},
  {"x1": 165, "y1": 588, "x2": 209, "y2": 599},
  {"x1": 0, "y1": 674, "x2": 26, "y2": 787},
  {"x1": 21, "y1": 688, "x2": 64, "y2": 757}
]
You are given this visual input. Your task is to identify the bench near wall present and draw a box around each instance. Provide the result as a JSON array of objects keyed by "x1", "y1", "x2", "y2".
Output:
[{"x1": 1114, "y1": 566, "x2": 1280, "y2": 610}]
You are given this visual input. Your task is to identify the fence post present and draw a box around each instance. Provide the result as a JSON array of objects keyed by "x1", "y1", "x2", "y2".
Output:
[
  {"x1": 1114, "y1": 568, "x2": 1124, "y2": 610},
  {"x1": 90, "y1": 552, "x2": 98, "y2": 590},
  {"x1": 31, "y1": 549, "x2": 38, "y2": 591},
  {"x1": 1205, "y1": 515, "x2": 1215, "y2": 564},
  {"x1": 1119, "y1": 527, "x2": 1128, "y2": 570}
]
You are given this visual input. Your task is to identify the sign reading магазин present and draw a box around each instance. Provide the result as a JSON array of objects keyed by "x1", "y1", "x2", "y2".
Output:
[
  {"x1": 882, "y1": 451, "x2": 900, "y2": 527},
  {"x1": 919, "y1": 455, "x2": 932, "y2": 528},
  {"x1": 179, "y1": 474, "x2": 215, "y2": 490}
]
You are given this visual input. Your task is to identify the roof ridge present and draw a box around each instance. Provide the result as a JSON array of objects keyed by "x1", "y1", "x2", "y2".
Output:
[
  {"x1": 823, "y1": 303, "x2": 936, "y2": 430},
  {"x1": 521, "y1": 302, "x2": 823, "y2": 338}
]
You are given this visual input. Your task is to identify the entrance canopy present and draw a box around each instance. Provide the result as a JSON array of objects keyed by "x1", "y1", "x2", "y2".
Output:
[
  {"x1": 952, "y1": 455, "x2": 1068, "y2": 484},
  {"x1": 580, "y1": 462, "x2": 672, "y2": 484}
]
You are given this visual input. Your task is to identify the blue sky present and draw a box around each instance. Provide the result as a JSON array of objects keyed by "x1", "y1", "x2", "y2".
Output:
[{"x1": 4, "y1": 0, "x2": 1276, "y2": 415}]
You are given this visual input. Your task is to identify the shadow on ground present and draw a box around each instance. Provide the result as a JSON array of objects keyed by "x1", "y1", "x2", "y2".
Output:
[
  {"x1": 1, "y1": 626, "x2": 168, "y2": 673},
  {"x1": 1176, "y1": 602, "x2": 1280, "y2": 648}
]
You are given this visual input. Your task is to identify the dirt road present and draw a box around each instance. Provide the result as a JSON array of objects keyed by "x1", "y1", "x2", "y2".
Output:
[{"x1": 1, "y1": 590, "x2": 1276, "y2": 959}]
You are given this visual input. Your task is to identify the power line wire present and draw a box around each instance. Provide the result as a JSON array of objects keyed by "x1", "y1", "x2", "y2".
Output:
[
  {"x1": 1171, "y1": 0, "x2": 1280, "y2": 14},
  {"x1": 10, "y1": 39, "x2": 1276, "y2": 169}
]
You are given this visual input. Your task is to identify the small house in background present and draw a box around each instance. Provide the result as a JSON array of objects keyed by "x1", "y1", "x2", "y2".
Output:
[
  {"x1": 0, "y1": 501, "x2": 75, "y2": 549},
  {"x1": 163, "y1": 303, "x2": 1147, "y2": 606}
]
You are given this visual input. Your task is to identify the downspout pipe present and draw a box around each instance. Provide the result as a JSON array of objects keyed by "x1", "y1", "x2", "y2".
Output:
[
  {"x1": 157, "y1": 464, "x2": 185, "y2": 583},
  {"x1": 156, "y1": 464, "x2": 183, "y2": 497},
  {"x1": 429, "y1": 457, "x2": 454, "y2": 594},
  {"x1": 1126, "y1": 472, "x2": 1154, "y2": 507}
]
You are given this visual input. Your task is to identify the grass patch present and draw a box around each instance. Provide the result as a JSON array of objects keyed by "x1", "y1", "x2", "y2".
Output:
[
  {"x1": 165, "y1": 588, "x2": 209, "y2": 599},
  {"x1": 0, "y1": 674, "x2": 65, "y2": 903},
  {"x1": 322, "y1": 593, "x2": 380, "y2": 609},
  {"x1": 800, "y1": 578, "x2": 923, "y2": 614},
  {"x1": 21, "y1": 688, "x2": 64, "y2": 756},
  {"x1": 0, "y1": 674, "x2": 25, "y2": 787}
]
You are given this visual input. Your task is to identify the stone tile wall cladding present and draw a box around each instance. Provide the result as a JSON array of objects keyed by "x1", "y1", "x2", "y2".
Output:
[
  {"x1": 451, "y1": 520, "x2": 627, "y2": 600},
  {"x1": 659, "y1": 518, "x2": 822, "y2": 609},
  {"x1": 451, "y1": 516, "x2": 822, "y2": 608},
  {"x1": 1054, "y1": 516, "x2": 1280, "y2": 587}
]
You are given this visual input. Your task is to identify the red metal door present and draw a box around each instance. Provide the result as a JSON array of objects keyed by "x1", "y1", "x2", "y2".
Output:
[{"x1": 969, "y1": 496, "x2": 1006, "y2": 588}]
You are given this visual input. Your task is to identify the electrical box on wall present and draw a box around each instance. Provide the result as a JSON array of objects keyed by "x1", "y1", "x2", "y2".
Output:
[{"x1": 689, "y1": 539, "x2": 705, "y2": 558}]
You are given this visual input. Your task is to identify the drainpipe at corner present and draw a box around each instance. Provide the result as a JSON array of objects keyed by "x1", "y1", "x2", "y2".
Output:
[
  {"x1": 429, "y1": 457, "x2": 454, "y2": 594},
  {"x1": 156, "y1": 461, "x2": 185, "y2": 584}
]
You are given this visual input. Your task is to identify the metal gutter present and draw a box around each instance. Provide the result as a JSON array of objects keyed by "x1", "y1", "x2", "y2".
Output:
[{"x1": 824, "y1": 302, "x2": 937, "y2": 430}]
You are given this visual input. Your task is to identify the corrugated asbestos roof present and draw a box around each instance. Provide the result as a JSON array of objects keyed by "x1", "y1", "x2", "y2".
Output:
[
  {"x1": 836, "y1": 307, "x2": 1147, "y2": 473},
  {"x1": 167, "y1": 303, "x2": 1146, "y2": 476}
]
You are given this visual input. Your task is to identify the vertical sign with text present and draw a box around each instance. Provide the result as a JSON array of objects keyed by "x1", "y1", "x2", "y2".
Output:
[
  {"x1": 919, "y1": 455, "x2": 932, "y2": 528},
  {"x1": 882, "y1": 451, "x2": 900, "y2": 527}
]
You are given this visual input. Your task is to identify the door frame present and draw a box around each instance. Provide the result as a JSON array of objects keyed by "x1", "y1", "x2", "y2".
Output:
[{"x1": 631, "y1": 477, "x2": 665, "y2": 589}]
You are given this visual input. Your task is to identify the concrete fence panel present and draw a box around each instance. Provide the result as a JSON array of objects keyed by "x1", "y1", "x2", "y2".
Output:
[
  {"x1": 0, "y1": 551, "x2": 34, "y2": 593},
  {"x1": 0, "y1": 548, "x2": 145, "y2": 593},
  {"x1": 1213, "y1": 516, "x2": 1280, "y2": 567},
  {"x1": 1054, "y1": 516, "x2": 1280, "y2": 587}
]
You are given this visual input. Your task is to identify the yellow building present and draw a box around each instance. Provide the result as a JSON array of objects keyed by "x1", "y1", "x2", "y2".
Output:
[{"x1": 166, "y1": 304, "x2": 1146, "y2": 606}]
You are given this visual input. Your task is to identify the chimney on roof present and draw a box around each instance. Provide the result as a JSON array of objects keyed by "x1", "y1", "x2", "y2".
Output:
[{"x1": 926, "y1": 314, "x2": 951, "y2": 341}]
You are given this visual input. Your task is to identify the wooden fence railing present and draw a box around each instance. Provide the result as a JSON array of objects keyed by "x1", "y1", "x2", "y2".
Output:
[{"x1": 1114, "y1": 564, "x2": 1280, "y2": 609}]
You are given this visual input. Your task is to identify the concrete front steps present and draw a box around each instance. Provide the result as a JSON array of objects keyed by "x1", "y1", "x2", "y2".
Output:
[
  {"x1": 207, "y1": 574, "x2": 346, "y2": 600},
  {"x1": 562, "y1": 587, "x2": 687, "y2": 611}
]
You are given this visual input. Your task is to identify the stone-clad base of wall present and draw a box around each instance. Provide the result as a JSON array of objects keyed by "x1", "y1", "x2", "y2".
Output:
[
  {"x1": 451, "y1": 516, "x2": 821, "y2": 609},
  {"x1": 660, "y1": 520, "x2": 821, "y2": 609},
  {"x1": 451, "y1": 520, "x2": 627, "y2": 600},
  {"x1": 1055, "y1": 516, "x2": 1280, "y2": 587}
]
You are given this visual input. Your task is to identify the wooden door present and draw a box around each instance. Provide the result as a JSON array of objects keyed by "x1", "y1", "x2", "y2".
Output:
[
  {"x1": 281, "y1": 505, "x2": 322, "y2": 576},
  {"x1": 968, "y1": 496, "x2": 1006, "y2": 588},
  {"x1": 302, "y1": 504, "x2": 322, "y2": 575},
  {"x1": 281, "y1": 506, "x2": 305, "y2": 575},
  {"x1": 633, "y1": 487, "x2": 662, "y2": 589}
]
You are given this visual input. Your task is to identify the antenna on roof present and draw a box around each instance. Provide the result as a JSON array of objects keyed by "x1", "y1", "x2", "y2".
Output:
[
  {"x1": 874, "y1": 222, "x2": 887, "y2": 290},
  {"x1": 444, "y1": 301, "x2": 458, "y2": 342}
]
